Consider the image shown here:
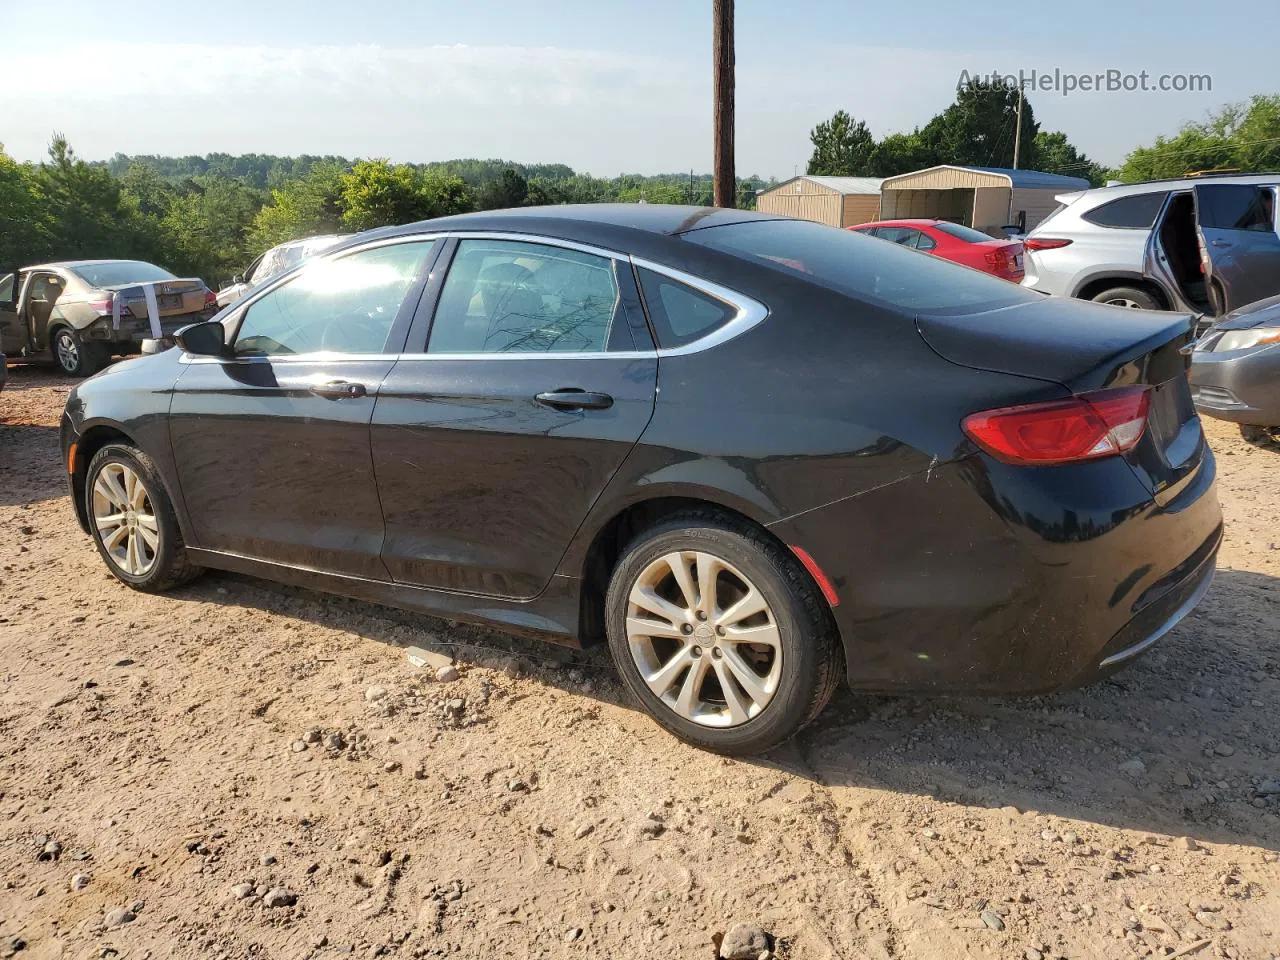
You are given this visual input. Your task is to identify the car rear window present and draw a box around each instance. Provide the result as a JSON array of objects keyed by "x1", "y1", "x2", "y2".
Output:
[
  {"x1": 1080, "y1": 192, "x2": 1167, "y2": 229},
  {"x1": 70, "y1": 261, "x2": 176, "y2": 288},
  {"x1": 685, "y1": 219, "x2": 1039, "y2": 315},
  {"x1": 934, "y1": 222, "x2": 995, "y2": 243}
]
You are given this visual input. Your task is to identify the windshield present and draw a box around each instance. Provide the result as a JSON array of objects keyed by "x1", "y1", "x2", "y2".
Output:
[
  {"x1": 934, "y1": 222, "x2": 998, "y2": 243},
  {"x1": 70, "y1": 261, "x2": 176, "y2": 288},
  {"x1": 685, "y1": 219, "x2": 1040, "y2": 315}
]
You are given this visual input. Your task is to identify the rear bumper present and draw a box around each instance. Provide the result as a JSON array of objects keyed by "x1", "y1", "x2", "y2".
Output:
[
  {"x1": 82, "y1": 313, "x2": 210, "y2": 346},
  {"x1": 1073, "y1": 537, "x2": 1217, "y2": 684},
  {"x1": 775, "y1": 445, "x2": 1222, "y2": 695}
]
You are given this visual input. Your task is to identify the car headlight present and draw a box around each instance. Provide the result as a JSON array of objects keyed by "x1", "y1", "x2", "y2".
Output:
[{"x1": 1214, "y1": 327, "x2": 1280, "y2": 352}]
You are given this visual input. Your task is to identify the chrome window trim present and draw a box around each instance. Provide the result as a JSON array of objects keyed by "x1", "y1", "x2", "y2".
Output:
[
  {"x1": 179, "y1": 231, "x2": 768, "y2": 365},
  {"x1": 628, "y1": 255, "x2": 768, "y2": 357}
]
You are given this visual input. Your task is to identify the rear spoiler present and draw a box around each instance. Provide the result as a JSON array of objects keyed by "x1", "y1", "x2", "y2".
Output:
[{"x1": 1054, "y1": 190, "x2": 1086, "y2": 205}]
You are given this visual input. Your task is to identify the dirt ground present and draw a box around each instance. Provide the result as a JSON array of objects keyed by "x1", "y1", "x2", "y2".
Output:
[{"x1": 1, "y1": 362, "x2": 1277, "y2": 960}]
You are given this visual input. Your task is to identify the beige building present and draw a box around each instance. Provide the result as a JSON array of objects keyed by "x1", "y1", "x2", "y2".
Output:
[
  {"x1": 878, "y1": 165, "x2": 1090, "y2": 236},
  {"x1": 756, "y1": 176, "x2": 883, "y2": 227}
]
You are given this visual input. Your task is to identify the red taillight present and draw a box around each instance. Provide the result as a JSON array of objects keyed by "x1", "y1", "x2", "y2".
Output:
[
  {"x1": 962, "y1": 386, "x2": 1150, "y2": 466},
  {"x1": 204, "y1": 289, "x2": 218, "y2": 308},
  {"x1": 1024, "y1": 237, "x2": 1072, "y2": 251},
  {"x1": 87, "y1": 294, "x2": 131, "y2": 318}
]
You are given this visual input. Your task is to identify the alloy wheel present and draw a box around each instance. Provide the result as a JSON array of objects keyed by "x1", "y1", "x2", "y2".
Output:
[
  {"x1": 1105, "y1": 298, "x2": 1142, "y2": 309},
  {"x1": 92, "y1": 462, "x2": 159, "y2": 576},
  {"x1": 55, "y1": 331, "x2": 80, "y2": 373},
  {"x1": 625, "y1": 551, "x2": 782, "y2": 728}
]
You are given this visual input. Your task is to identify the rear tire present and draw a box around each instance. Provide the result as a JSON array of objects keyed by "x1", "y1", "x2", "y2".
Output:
[
  {"x1": 1240, "y1": 424, "x2": 1279, "y2": 447},
  {"x1": 604, "y1": 512, "x2": 842, "y2": 755},
  {"x1": 51, "y1": 327, "x2": 106, "y2": 377},
  {"x1": 1089, "y1": 286, "x2": 1160, "y2": 311},
  {"x1": 86, "y1": 443, "x2": 203, "y2": 592}
]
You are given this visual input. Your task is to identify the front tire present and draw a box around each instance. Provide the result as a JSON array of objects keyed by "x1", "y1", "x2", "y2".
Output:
[
  {"x1": 604, "y1": 513, "x2": 841, "y2": 755},
  {"x1": 1089, "y1": 286, "x2": 1161, "y2": 311},
  {"x1": 86, "y1": 444, "x2": 202, "y2": 591},
  {"x1": 51, "y1": 327, "x2": 106, "y2": 377}
]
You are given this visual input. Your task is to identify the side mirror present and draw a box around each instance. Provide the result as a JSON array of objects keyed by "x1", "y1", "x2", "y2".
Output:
[
  {"x1": 232, "y1": 273, "x2": 245, "y2": 285},
  {"x1": 174, "y1": 319, "x2": 227, "y2": 357}
]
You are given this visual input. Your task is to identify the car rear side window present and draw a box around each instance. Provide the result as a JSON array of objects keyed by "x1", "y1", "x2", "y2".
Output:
[
  {"x1": 636, "y1": 269, "x2": 737, "y2": 349},
  {"x1": 428, "y1": 240, "x2": 622, "y2": 354},
  {"x1": 233, "y1": 240, "x2": 433, "y2": 357},
  {"x1": 1080, "y1": 192, "x2": 1167, "y2": 229},
  {"x1": 0, "y1": 273, "x2": 14, "y2": 303},
  {"x1": 686, "y1": 219, "x2": 1039, "y2": 315},
  {"x1": 1197, "y1": 185, "x2": 1276, "y2": 232}
]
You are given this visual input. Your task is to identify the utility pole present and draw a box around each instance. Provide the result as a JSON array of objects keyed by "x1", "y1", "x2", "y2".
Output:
[
  {"x1": 712, "y1": 0, "x2": 735, "y2": 207},
  {"x1": 1012, "y1": 84, "x2": 1024, "y2": 170}
]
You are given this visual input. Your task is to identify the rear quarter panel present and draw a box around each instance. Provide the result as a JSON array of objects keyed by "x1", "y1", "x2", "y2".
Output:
[{"x1": 557, "y1": 275, "x2": 1068, "y2": 577}]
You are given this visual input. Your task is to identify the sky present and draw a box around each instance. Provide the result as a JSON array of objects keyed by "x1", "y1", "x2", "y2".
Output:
[{"x1": 1, "y1": 0, "x2": 1272, "y2": 178}]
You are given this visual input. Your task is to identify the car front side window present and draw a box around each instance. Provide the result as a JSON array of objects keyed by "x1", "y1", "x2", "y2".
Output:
[
  {"x1": 427, "y1": 239, "x2": 620, "y2": 354},
  {"x1": 233, "y1": 241, "x2": 434, "y2": 357}
]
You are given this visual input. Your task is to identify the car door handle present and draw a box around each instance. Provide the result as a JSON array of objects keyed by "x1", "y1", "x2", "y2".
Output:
[
  {"x1": 535, "y1": 389, "x2": 614, "y2": 411},
  {"x1": 1209, "y1": 239, "x2": 1232, "y2": 248},
  {"x1": 310, "y1": 380, "x2": 367, "y2": 400}
]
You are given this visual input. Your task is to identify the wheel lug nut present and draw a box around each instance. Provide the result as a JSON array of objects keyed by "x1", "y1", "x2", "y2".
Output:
[
  {"x1": 712, "y1": 649, "x2": 723, "y2": 659},
  {"x1": 681, "y1": 624, "x2": 693, "y2": 635},
  {"x1": 691, "y1": 646, "x2": 702, "y2": 657},
  {"x1": 715, "y1": 626, "x2": 725, "y2": 636},
  {"x1": 696, "y1": 611, "x2": 707, "y2": 621}
]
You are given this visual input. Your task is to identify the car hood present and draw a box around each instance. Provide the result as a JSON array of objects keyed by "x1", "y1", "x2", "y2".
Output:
[{"x1": 1211, "y1": 294, "x2": 1280, "y2": 331}]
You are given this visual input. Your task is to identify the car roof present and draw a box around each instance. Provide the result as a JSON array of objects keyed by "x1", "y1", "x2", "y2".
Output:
[
  {"x1": 857, "y1": 219, "x2": 942, "y2": 228},
  {"x1": 1071, "y1": 173, "x2": 1280, "y2": 204},
  {"x1": 364, "y1": 203, "x2": 784, "y2": 246},
  {"x1": 20, "y1": 259, "x2": 154, "y2": 272}
]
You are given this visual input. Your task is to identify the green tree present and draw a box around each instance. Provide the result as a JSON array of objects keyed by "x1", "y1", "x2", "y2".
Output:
[
  {"x1": 249, "y1": 162, "x2": 345, "y2": 249},
  {"x1": 867, "y1": 131, "x2": 934, "y2": 176},
  {"x1": 32, "y1": 135, "x2": 158, "y2": 262},
  {"x1": 0, "y1": 145, "x2": 46, "y2": 265},
  {"x1": 806, "y1": 110, "x2": 876, "y2": 176},
  {"x1": 1031, "y1": 131, "x2": 1109, "y2": 186},
  {"x1": 160, "y1": 177, "x2": 264, "y2": 283},
  {"x1": 918, "y1": 80, "x2": 1038, "y2": 168},
  {"x1": 339, "y1": 159, "x2": 431, "y2": 231},
  {"x1": 1118, "y1": 95, "x2": 1280, "y2": 182},
  {"x1": 477, "y1": 168, "x2": 529, "y2": 210},
  {"x1": 417, "y1": 170, "x2": 473, "y2": 218}
]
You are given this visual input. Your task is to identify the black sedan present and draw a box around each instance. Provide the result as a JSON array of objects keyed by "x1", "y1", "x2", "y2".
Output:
[
  {"x1": 1190, "y1": 293, "x2": 1280, "y2": 444},
  {"x1": 60, "y1": 205, "x2": 1222, "y2": 755}
]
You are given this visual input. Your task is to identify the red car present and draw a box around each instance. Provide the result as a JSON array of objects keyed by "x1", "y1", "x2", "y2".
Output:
[{"x1": 849, "y1": 219, "x2": 1025, "y2": 282}]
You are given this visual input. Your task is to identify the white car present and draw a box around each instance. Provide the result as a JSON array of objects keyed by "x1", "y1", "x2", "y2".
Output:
[
  {"x1": 1022, "y1": 174, "x2": 1280, "y2": 323},
  {"x1": 216, "y1": 234, "x2": 352, "y2": 308}
]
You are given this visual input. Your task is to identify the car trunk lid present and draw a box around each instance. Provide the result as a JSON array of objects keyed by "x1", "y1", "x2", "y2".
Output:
[
  {"x1": 917, "y1": 296, "x2": 1204, "y2": 504},
  {"x1": 102, "y1": 279, "x2": 206, "y2": 318}
]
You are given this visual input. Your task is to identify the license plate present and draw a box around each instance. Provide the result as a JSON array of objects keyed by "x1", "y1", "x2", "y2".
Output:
[
  {"x1": 158, "y1": 294, "x2": 182, "y2": 310},
  {"x1": 1015, "y1": 254, "x2": 1024, "y2": 268}
]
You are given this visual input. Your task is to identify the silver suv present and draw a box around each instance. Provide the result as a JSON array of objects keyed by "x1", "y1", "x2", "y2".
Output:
[{"x1": 1022, "y1": 174, "x2": 1280, "y2": 320}]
